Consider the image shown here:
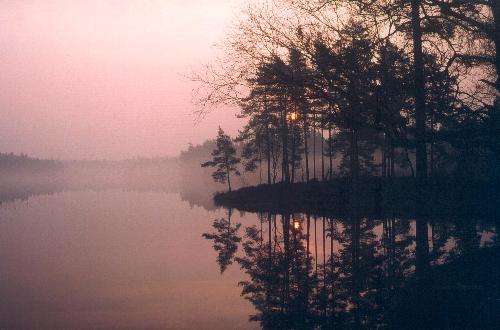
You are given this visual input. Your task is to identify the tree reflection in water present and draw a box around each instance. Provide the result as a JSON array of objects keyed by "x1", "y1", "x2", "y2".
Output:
[
  {"x1": 204, "y1": 209, "x2": 499, "y2": 329},
  {"x1": 202, "y1": 208, "x2": 242, "y2": 273}
]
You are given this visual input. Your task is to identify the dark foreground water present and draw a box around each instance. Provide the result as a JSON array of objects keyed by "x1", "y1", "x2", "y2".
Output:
[{"x1": 0, "y1": 189, "x2": 498, "y2": 329}]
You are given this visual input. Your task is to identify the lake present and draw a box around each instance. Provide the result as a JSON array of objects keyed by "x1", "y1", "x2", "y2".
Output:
[
  {"x1": 0, "y1": 189, "x2": 498, "y2": 329},
  {"x1": 0, "y1": 190, "x2": 258, "y2": 330}
]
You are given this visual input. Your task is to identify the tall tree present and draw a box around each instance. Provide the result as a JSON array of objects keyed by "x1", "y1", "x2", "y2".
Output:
[
  {"x1": 375, "y1": 42, "x2": 413, "y2": 178},
  {"x1": 288, "y1": 48, "x2": 312, "y2": 181},
  {"x1": 312, "y1": 21, "x2": 378, "y2": 180},
  {"x1": 410, "y1": 0, "x2": 429, "y2": 199}
]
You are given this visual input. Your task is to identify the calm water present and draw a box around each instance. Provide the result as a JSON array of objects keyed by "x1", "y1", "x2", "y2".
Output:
[
  {"x1": 0, "y1": 189, "x2": 498, "y2": 329},
  {"x1": 0, "y1": 190, "x2": 258, "y2": 330}
]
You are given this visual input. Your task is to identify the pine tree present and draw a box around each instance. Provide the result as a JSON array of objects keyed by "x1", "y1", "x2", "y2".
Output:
[{"x1": 201, "y1": 127, "x2": 241, "y2": 192}]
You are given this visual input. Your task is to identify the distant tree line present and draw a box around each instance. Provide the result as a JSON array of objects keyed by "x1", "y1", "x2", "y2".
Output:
[
  {"x1": 0, "y1": 153, "x2": 179, "y2": 173},
  {"x1": 0, "y1": 153, "x2": 63, "y2": 173}
]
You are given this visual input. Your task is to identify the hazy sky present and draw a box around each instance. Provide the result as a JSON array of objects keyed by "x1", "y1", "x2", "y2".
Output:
[{"x1": 0, "y1": 0, "x2": 245, "y2": 160}]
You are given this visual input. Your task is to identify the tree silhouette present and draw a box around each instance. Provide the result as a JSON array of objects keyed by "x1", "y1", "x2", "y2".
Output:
[{"x1": 201, "y1": 127, "x2": 241, "y2": 192}]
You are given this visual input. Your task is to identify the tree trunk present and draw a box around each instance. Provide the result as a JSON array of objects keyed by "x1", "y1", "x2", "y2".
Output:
[
  {"x1": 283, "y1": 214, "x2": 290, "y2": 312},
  {"x1": 415, "y1": 216, "x2": 430, "y2": 283},
  {"x1": 267, "y1": 212, "x2": 272, "y2": 311},
  {"x1": 330, "y1": 217, "x2": 334, "y2": 309},
  {"x1": 258, "y1": 143, "x2": 262, "y2": 184},
  {"x1": 430, "y1": 114, "x2": 434, "y2": 177},
  {"x1": 267, "y1": 126, "x2": 272, "y2": 185},
  {"x1": 350, "y1": 128, "x2": 359, "y2": 179},
  {"x1": 291, "y1": 125, "x2": 296, "y2": 183},
  {"x1": 405, "y1": 143, "x2": 415, "y2": 177},
  {"x1": 282, "y1": 108, "x2": 290, "y2": 183},
  {"x1": 322, "y1": 216, "x2": 326, "y2": 292},
  {"x1": 306, "y1": 214, "x2": 311, "y2": 262},
  {"x1": 382, "y1": 134, "x2": 387, "y2": 177},
  {"x1": 226, "y1": 163, "x2": 232, "y2": 192},
  {"x1": 303, "y1": 119, "x2": 310, "y2": 182},
  {"x1": 305, "y1": 214, "x2": 311, "y2": 310},
  {"x1": 321, "y1": 117, "x2": 325, "y2": 181},
  {"x1": 390, "y1": 137, "x2": 395, "y2": 177},
  {"x1": 328, "y1": 126, "x2": 333, "y2": 181},
  {"x1": 352, "y1": 217, "x2": 361, "y2": 329},
  {"x1": 411, "y1": 0, "x2": 428, "y2": 203},
  {"x1": 313, "y1": 113, "x2": 317, "y2": 179},
  {"x1": 314, "y1": 216, "x2": 318, "y2": 274}
]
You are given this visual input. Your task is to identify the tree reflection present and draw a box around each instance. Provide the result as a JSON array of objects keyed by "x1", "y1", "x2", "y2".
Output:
[
  {"x1": 235, "y1": 213, "x2": 315, "y2": 329},
  {"x1": 202, "y1": 208, "x2": 242, "y2": 273},
  {"x1": 204, "y1": 209, "x2": 499, "y2": 329}
]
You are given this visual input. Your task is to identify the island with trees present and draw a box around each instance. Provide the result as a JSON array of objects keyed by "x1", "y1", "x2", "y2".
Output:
[{"x1": 197, "y1": 0, "x2": 500, "y2": 218}]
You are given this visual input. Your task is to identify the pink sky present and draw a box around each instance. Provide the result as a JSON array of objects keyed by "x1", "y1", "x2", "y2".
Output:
[{"x1": 0, "y1": 0, "x2": 245, "y2": 160}]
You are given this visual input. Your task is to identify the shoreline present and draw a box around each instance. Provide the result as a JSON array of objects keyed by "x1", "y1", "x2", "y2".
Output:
[{"x1": 214, "y1": 177, "x2": 500, "y2": 219}]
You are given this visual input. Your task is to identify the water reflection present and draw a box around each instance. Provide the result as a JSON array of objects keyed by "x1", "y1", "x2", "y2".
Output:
[
  {"x1": 203, "y1": 208, "x2": 242, "y2": 273},
  {"x1": 1, "y1": 187, "x2": 498, "y2": 329},
  {"x1": 204, "y1": 211, "x2": 499, "y2": 329},
  {"x1": 0, "y1": 191, "x2": 256, "y2": 329}
]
